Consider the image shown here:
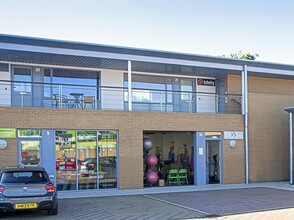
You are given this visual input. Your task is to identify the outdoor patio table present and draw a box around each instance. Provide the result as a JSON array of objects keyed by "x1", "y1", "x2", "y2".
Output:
[{"x1": 70, "y1": 93, "x2": 84, "y2": 108}]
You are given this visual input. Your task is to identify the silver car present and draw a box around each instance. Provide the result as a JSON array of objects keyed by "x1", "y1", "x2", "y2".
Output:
[{"x1": 0, "y1": 166, "x2": 58, "y2": 216}]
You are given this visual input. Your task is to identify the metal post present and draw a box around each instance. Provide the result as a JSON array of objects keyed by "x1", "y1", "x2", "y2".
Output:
[
  {"x1": 58, "y1": 85, "x2": 62, "y2": 108},
  {"x1": 290, "y1": 113, "x2": 293, "y2": 184},
  {"x1": 160, "y1": 91, "x2": 163, "y2": 112},
  {"x1": 19, "y1": 92, "x2": 25, "y2": 107},
  {"x1": 243, "y1": 65, "x2": 249, "y2": 184},
  {"x1": 128, "y1": 61, "x2": 132, "y2": 111}
]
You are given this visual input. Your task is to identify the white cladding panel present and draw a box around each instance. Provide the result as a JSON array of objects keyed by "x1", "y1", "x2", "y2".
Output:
[
  {"x1": 196, "y1": 79, "x2": 216, "y2": 113},
  {"x1": 100, "y1": 70, "x2": 124, "y2": 110},
  {"x1": 0, "y1": 71, "x2": 11, "y2": 106}
]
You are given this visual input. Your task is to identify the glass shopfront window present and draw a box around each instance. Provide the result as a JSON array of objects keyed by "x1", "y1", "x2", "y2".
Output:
[{"x1": 55, "y1": 130, "x2": 117, "y2": 191}]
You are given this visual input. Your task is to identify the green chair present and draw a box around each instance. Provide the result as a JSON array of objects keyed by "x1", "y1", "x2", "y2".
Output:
[
  {"x1": 167, "y1": 169, "x2": 179, "y2": 185},
  {"x1": 178, "y1": 169, "x2": 188, "y2": 185}
]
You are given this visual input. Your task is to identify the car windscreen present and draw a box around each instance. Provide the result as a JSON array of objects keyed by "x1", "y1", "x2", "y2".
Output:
[{"x1": 0, "y1": 171, "x2": 49, "y2": 184}]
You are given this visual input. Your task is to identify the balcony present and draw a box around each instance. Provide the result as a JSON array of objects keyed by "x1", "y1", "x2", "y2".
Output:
[{"x1": 0, "y1": 80, "x2": 242, "y2": 114}]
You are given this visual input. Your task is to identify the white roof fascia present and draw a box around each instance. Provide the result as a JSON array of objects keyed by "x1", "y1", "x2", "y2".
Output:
[
  {"x1": 0, "y1": 42, "x2": 243, "y2": 71},
  {"x1": 247, "y1": 66, "x2": 294, "y2": 77}
]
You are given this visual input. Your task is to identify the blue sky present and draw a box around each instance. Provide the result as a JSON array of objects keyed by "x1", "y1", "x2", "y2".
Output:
[{"x1": 0, "y1": 0, "x2": 294, "y2": 64}]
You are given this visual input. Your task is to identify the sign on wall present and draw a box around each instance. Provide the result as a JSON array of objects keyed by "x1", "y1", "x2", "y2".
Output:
[
  {"x1": 0, "y1": 128, "x2": 16, "y2": 138},
  {"x1": 224, "y1": 131, "x2": 243, "y2": 140},
  {"x1": 197, "y1": 78, "x2": 215, "y2": 86}
]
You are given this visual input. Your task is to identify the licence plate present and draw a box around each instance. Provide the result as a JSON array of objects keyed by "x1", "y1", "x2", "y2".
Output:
[{"x1": 15, "y1": 203, "x2": 37, "y2": 209}]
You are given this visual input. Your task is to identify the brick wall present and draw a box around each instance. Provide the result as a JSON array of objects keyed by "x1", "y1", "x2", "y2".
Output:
[
  {"x1": 0, "y1": 107, "x2": 244, "y2": 188},
  {"x1": 227, "y1": 75, "x2": 294, "y2": 182}
]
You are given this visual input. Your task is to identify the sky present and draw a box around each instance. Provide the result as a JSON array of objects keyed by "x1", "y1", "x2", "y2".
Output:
[{"x1": 0, "y1": 0, "x2": 294, "y2": 65}]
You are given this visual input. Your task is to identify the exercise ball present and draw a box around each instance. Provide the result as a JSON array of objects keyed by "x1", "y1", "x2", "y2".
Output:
[
  {"x1": 146, "y1": 154, "x2": 158, "y2": 167},
  {"x1": 146, "y1": 171, "x2": 158, "y2": 185},
  {"x1": 143, "y1": 138, "x2": 153, "y2": 151}
]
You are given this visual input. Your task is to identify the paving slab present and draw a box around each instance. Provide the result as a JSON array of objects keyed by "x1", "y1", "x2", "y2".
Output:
[
  {"x1": 149, "y1": 187, "x2": 294, "y2": 216},
  {"x1": 2, "y1": 186, "x2": 294, "y2": 219},
  {"x1": 0, "y1": 195, "x2": 205, "y2": 220},
  {"x1": 205, "y1": 208, "x2": 294, "y2": 220}
]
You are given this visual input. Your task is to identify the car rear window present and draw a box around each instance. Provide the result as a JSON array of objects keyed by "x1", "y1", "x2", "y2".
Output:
[{"x1": 0, "y1": 171, "x2": 49, "y2": 183}]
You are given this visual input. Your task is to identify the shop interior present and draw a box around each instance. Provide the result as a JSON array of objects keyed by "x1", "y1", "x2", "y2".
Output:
[
  {"x1": 143, "y1": 131, "x2": 194, "y2": 187},
  {"x1": 55, "y1": 130, "x2": 117, "y2": 191}
]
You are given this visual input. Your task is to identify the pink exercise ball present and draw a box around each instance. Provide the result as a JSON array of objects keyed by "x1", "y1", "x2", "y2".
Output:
[
  {"x1": 146, "y1": 171, "x2": 158, "y2": 185},
  {"x1": 146, "y1": 154, "x2": 158, "y2": 167}
]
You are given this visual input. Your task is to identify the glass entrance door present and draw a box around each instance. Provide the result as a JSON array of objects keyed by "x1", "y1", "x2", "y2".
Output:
[
  {"x1": 55, "y1": 131, "x2": 77, "y2": 191},
  {"x1": 12, "y1": 67, "x2": 33, "y2": 107},
  {"x1": 206, "y1": 140, "x2": 220, "y2": 184},
  {"x1": 98, "y1": 131, "x2": 117, "y2": 189},
  {"x1": 77, "y1": 131, "x2": 97, "y2": 190},
  {"x1": 19, "y1": 140, "x2": 40, "y2": 166}
]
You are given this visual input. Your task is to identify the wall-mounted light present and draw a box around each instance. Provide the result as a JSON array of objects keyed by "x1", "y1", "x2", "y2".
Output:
[
  {"x1": 229, "y1": 140, "x2": 237, "y2": 148},
  {"x1": 0, "y1": 140, "x2": 8, "y2": 150}
]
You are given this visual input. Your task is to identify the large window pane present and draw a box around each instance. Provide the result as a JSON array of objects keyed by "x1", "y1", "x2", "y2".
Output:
[
  {"x1": 44, "y1": 68, "x2": 52, "y2": 107},
  {"x1": 20, "y1": 140, "x2": 40, "y2": 165},
  {"x1": 52, "y1": 69, "x2": 99, "y2": 109},
  {"x1": 13, "y1": 67, "x2": 32, "y2": 93},
  {"x1": 125, "y1": 74, "x2": 195, "y2": 112},
  {"x1": 77, "y1": 131, "x2": 97, "y2": 190},
  {"x1": 18, "y1": 129, "x2": 41, "y2": 138},
  {"x1": 55, "y1": 130, "x2": 77, "y2": 191},
  {"x1": 98, "y1": 131, "x2": 117, "y2": 189},
  {"x1": 181, "y1": 79, "x2": 193, "y2": 101}
]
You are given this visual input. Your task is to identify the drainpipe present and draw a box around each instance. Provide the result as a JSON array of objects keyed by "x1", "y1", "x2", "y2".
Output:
[
  {"x1": 243, "y1": 65, "x2": 249, "y2": 184},
  {"x1": 242, "y1": 70, "x2": 245, "y2": 114},
  {"x1": 128, "y1": 60, "x2": 132, "y2": 111},
  {"x1": 290, "y1": 113, "x2": 293, "y2": 184},
  {"x1": 284, "y1": 107, "x2": 294, "y2": 184}
]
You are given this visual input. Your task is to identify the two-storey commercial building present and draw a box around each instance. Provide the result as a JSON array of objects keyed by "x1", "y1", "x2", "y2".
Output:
[{"x1": 0, "y1": 34, "x2": 293, "y2": 191}]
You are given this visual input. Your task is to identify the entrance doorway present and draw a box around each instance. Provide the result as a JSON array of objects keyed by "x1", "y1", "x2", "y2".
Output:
[
  {"x1": 143, "y1": 131, "x2": 194, "y2": 187},
  {"x1": 206, "y1": 140, "x2": 221, "y2": 184}
]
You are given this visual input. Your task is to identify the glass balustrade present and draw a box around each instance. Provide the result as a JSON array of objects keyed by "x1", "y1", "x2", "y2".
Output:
[{"x1": 0, "y1": 80, "x2": 242, "y2": 114}]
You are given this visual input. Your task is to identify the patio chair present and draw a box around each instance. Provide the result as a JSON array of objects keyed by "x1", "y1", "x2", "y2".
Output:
[
  {"x1": 178, "y1": 168, "x2": 188, "y2": 185},
  {"x1": 53, "y1": 94, "x2": 69, "y2": 108},
  {"x1": 83, "y1": 96, "x2": 95, "y2": 109},
  {"x1": 167, "y1": 169, "x2": 179, "y2": 185}
]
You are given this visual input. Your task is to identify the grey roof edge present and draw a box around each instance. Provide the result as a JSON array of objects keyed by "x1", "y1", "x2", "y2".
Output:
[
  {"x1": 284, "y1": 107, "x2": 294, "y2": 113},
  {"x1": 0, "y1": 33, "x2": 294, "y2": 71}
]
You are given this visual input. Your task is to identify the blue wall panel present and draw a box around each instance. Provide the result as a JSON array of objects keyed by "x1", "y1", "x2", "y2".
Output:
[
  {"x1": 41, "y1": 130, "x2": 56, "y2": 185},
  {"x1": 195, "y1": 132, "x2": 206, "y2": 185}
]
